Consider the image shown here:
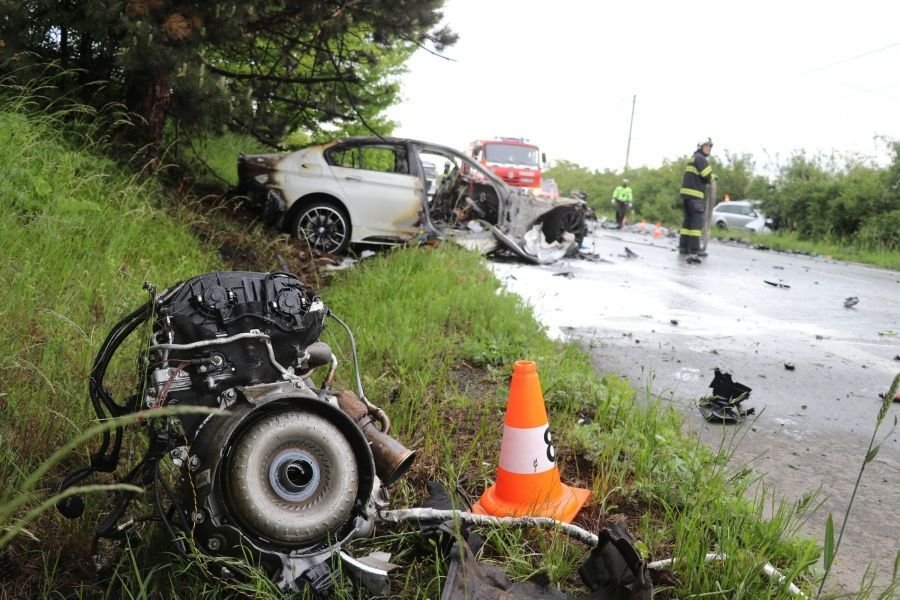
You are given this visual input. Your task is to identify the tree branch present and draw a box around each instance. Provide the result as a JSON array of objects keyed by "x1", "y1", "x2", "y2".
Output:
[{"x1": 202, "y1": 61, "x2": 356, "y2": 85}]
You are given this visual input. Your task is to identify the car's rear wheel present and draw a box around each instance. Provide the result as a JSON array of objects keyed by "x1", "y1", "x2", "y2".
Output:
[
  {"x1": 715, "y1": 220, "x2": 728, "y2": 230},
  {"x1": 292, "y1": 201, "x2": 351, "y2": 255}
]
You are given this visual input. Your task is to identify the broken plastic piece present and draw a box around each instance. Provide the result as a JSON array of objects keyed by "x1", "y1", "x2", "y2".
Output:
[
  {"x1": 710, "y1": 368, "x2": 751, "y2": 401},
  {"x1": 844, "y1": 296, "x2": 859, "y2": 308},
  {"x1": 784, "y1": 362, "x2": 795, "y2": 371},
  {"x1": 579, "y1": 523, "x2": 652, "y2": 599},
  {"x1": 441, "y1": 540, "x2": 574, "y2": 599},
  {"x1": 764, "y1": 280, "x2": 790, "y2": 288}
]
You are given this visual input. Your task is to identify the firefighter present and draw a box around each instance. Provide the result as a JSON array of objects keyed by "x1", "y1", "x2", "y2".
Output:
[
  {"x1": 610, "y1": 178, "x2": 633, "y2": 229},
  {"x1": 679, "y1": 138, "x2": 714, "y2": 262}
]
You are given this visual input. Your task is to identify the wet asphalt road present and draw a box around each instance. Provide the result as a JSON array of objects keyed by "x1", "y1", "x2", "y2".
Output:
[{"x1": 489, "y1": 226, "x2": 900, "y2": 590}]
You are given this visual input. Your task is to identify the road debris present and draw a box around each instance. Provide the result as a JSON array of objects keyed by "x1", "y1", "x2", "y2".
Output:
[
  {"x1": 764, "y1": 280, "x2": 791, "y2": 289},
  {"x1": 878, "y1": 330, "x2": 896, "y2": 337},
  {"x1": 844, "y1": 296, "x2": 859, "y2": 308},
  {"x1": 670, "y1": 319, "x2": 679, "y2": 326},
  {"x1": 784, "y1": 362, "x2": 796, "y2": 371},
  {"x1": 624, "y1": 246, "x2": 639, "y2": 258},
  {"x1": 699, "y1": 368, "x2": 755, "y2": 424},
  {"x1": 553, "y1": 271, "x2": 575, "y2": 278},
  {"x1": 392, "y1": 484, "x2": 652, "y2": 599}
]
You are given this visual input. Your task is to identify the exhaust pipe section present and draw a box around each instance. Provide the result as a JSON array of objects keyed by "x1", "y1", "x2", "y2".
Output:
[{"x1": 337, "y1": 389, "x2": 416, "y2": 486}]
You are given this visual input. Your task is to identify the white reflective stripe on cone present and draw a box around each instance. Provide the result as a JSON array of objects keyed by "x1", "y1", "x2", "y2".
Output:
[{"x1": 497, "y1": 425, "x2": 556, "y2": 474}]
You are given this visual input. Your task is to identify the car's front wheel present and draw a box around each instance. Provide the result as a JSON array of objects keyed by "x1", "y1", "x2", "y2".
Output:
[
  {"x1": 292, "y1": 201, "x2": 351, "y2": 255},
  {"x1": 715, "y1": 220, "x2": 728, "y2": 230}
]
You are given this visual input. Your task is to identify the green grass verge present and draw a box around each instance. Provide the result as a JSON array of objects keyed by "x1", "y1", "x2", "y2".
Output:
[
  {"x1": 0, "y1": 106, "x2": 221, "y2": 596},
  {"x1": 0, "y1": 106, "x2": 827, "y2": 598},
  {"x1": 175, "y1": 131, "x2": 270, "y2": 188},
  {"x1": 711, "y1": 228, "x2": 900, "y2": 270}
]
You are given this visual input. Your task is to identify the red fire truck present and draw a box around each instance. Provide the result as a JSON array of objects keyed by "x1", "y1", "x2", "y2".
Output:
[{"x1": 464, "y1": 137, "x2": 545, "y2": 190}]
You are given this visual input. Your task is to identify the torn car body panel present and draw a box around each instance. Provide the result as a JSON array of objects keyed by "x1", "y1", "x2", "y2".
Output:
[{"x1": 234, "y1": 137, "x2": 587, "y2": 262}]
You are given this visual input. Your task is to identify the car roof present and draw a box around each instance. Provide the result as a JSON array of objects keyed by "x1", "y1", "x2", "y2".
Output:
[{"x1": 717, "y1": 199, "x2": 761, "y2": 207}]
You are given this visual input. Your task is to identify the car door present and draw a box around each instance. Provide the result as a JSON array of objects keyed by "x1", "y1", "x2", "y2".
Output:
[
  {"x1": 325, "y1": 141, "x2": 423, "y2": 241},
  {"x1": 733, "y1": 203, "x2": 756, "y2": 228}
]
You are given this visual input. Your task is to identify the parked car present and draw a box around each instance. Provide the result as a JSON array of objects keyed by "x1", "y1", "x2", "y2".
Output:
[
  {"x1": 234, "y1": 137, "x2": 588, "y2": 258},
  {"x1": 711, "y1": 200, "x2": 772, "y2": 233}
]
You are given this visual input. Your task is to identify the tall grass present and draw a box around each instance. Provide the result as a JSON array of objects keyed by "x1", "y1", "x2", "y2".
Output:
[
  {"x1": 175, "y1": 131, "x2": 269, "y2": 188},
  {"x1": 0, "y1": 103, "x2": 219, "y2": 592}
]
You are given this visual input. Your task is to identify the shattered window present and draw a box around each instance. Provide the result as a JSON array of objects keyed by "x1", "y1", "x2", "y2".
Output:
[
  {"x1": 327, "y1": 145, "x2": 361, "y2": 169},
  {"x1": 360, "y1": 146, "x2": 408, "y2": 174},
  {"x1": 327, "y1": 143, "x2": 408, "y2": 174}
]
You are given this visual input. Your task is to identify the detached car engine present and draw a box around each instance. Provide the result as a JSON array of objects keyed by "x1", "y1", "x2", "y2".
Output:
[{"x1": 58, "y1": 272, "x2": 415, "y2": 593}]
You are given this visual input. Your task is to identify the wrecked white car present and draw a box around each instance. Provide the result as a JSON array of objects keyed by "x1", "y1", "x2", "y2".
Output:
[{"x1": 234, "y1": 137, "x2": 588, "y2": 263}]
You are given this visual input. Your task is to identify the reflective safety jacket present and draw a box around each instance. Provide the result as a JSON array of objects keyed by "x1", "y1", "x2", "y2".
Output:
[
  {"x1": 612, "y1": 185, "x2": 633, "y2": 202},
  {"x1": 680, "y1": 151, "x2": 713, "y2": 199}
]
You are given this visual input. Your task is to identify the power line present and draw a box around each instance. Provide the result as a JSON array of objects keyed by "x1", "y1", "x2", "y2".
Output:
[{"x1": 797, "y1": 40, "x2": 900, "y2": 76}]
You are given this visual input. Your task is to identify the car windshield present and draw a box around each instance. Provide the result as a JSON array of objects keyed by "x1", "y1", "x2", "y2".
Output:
[{"x1": 483, "y1": 143, "x2": 540, "y2": 167}]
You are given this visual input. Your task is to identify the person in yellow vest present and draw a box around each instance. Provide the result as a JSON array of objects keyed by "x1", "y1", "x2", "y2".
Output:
[
  {"x1": 679, "y1": 138, "x2": 714, "y2": 262},
  {"x1": 610, "y1": 178, "x2": 633, "y2": 229}
]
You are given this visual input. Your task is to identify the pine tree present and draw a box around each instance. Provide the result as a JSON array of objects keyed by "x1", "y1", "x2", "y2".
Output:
[{"x1": 0, "y1": 1, "x2": 456, "y2": 159}]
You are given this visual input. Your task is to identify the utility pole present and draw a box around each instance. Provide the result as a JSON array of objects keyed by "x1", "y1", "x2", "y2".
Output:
[{"x1": 624, "y1": 94, "x2": 636, "y2": 173}]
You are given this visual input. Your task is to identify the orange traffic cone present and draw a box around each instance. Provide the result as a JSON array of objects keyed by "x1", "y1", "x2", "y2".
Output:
[
  {"x1": 473, "y1": 360, "x2": 590, "y2": 523},
  {"x1": 639, "y1": 218, "x2": 646, "y2": 232},
  {"x1": 652, "y1": 222, "x2": 663, "y2": 239}
]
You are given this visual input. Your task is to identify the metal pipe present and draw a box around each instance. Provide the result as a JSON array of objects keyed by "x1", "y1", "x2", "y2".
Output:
[
  {"x1": 149, "y1": 331, "x2": 270, "y2": 352},
  {"x1": 328, "y1": 311, "x2": 390, "y2": 433},
  {"x1": 337, "y1": 391, "x2": 415, "y2": 486}
]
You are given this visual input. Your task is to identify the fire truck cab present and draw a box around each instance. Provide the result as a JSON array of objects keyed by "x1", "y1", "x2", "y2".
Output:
[{"x1": 464, "y1": 137, "x2": 545, "y2": 190}]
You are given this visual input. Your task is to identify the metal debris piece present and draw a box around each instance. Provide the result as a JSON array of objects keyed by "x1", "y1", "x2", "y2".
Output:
[
  {"x1": 670, "y1": 319, "x2": 679, "y2": 326},
  {"x1": 844, "y1": 296, "x2": 859, "y2": 308},
  {"x1": 699, "y1": 368, "x2": 754, "y2": 424},
  {"x1": 553, "y1": 271, "x2": 575, "y2": 278},
  {"x1": 784, "y1": 362, "x2": 795, "y2": 371},
  {"x1": 624, "y1": 246, "x2": 639, "y2": 258},
  {"x1": 763, "y1": 280, "x2": 791, "y2": 289}
]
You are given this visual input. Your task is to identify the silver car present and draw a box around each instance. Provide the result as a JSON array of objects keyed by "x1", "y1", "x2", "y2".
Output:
[
  {"x1": 711, "y1": 200, "x2": 771, "y2": 233},
  {"x1": 234, "y1": 137, "x2": 588, "y2": 258}
]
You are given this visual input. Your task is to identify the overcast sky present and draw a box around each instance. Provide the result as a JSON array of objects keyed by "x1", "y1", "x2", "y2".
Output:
[{"x1": 386, "y1": 0, "x2": 900, "y2": 173}]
